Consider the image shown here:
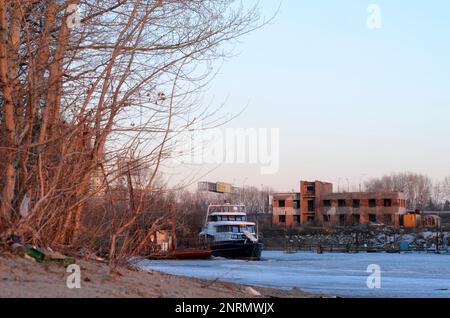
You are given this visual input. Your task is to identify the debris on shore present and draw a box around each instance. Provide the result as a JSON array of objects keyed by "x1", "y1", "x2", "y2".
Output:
[{"x1": 262, "y1": 227, "x2": 450, "y2": 252}]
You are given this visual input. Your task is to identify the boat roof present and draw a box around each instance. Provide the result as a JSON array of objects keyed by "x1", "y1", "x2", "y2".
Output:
[
  {"x1": 211, "y1": 221, "x2": 255, "y2": 226},
  {"x1": 210, "y1": 212, "x2": 246, "y2": 216}
]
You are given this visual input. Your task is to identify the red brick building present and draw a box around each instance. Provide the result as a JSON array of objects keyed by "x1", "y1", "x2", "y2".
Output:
[
  {"x1": 272, "y1": 192, "x2": 300, "y2": 226},
  {"x1": 300, "y1": 180, "x2": 333, "y2": 224},
  {"x1": 272, "y1": 180, "x2": 406, "y2": 227}
]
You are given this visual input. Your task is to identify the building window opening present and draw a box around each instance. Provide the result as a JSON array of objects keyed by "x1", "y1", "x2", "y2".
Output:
[
  {"x1": 323, "y1": 215, "x2": 330, "y2": 223},
  {"x1": 369, "y1": 199, "x2": 376, "y2": 208},
  {"x1": 293, "y1": 200, "x2": 300, "y2": 209},
  {"x1": 353, "y1": 199, "x2": 360, "y2": 208},
  {"x1": 384, "y1": 199, "x2": 392, "y2": 207},
  {"x1": 308, "y1": 200, "x2": 315, "y2": 212},
  {"x1": 279, "y1": 215, "x2": 286, "y2": 223},
  {"x1": 353, "y1": 214, "x2": 360, "y2": 225},
  {"x1": 369, "y1": 214, "x2": 377, "y2": 223},
  {"x1": 294, "y1": 215, "x2": 301, "y2": 224},
  {"x1": 278, "y1": 200, "x2": 286, "y2": 208},
  {"x1": 323, "y1": 200, "x2": 332, "y2": 207},
  {"x1": 307, "y1": 185, "x2": 315, "y2": 194},
  {"x1": 338, "y1": 199, "x2": 346, "y2": 207}
]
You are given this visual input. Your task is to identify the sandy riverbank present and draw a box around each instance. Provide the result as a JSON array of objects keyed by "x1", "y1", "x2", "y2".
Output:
[{"x1": 0, "y1": 253, "x2": 318, "y2": 298}]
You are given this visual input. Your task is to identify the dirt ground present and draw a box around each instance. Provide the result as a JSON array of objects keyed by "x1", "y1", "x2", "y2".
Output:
[{"x1": 0, "y1": 253, "x2": 318, "y2": 298}]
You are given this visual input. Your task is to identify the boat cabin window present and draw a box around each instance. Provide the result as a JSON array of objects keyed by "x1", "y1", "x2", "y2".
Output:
[
  {"x1": 210, "y1": 215, "x2": 246, "y2": 221},
  {"x1": 215, "y1": 225, "x2": 255, "y2": 233},
  {"x1": 216, "y1": 225, "x2": 229, "y2": 233},
  {"x1": 216, "y1": 225, "x2": 240, "y2": 233},
  {"x1": 241, "y1": 226, "x2": 255, "y2": 233}
]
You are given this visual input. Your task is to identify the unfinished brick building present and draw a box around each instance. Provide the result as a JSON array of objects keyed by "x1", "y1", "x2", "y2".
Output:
[
  {"x1": 272, "y1": 192, "x2": 300, "y2": 226},
  {"x1": 272, "y1": 180, "x2": 406, "y2": 227}
]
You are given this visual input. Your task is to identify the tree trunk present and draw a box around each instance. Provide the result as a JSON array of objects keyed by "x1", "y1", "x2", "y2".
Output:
[{"x1": 0, "y1": 1, "x2": 16, "y2": 226}]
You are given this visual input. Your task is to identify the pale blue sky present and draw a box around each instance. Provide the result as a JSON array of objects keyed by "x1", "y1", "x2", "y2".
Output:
[{"x1": 170, "y1": 0, "x2": 450, "y2": 192}]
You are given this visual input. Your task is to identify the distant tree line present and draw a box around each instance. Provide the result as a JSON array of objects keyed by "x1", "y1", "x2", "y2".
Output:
[{"x1": 364, "y1": 172, "x2": 450, "y2": 211}]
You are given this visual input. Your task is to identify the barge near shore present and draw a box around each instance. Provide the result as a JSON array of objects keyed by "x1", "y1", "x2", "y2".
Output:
[{"x1": 148, "y1": 249, "x2": 212, "y2": 260}]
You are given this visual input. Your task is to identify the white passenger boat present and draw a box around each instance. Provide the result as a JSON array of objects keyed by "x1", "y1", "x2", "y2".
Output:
[{"x1": 199, "y1": 204, "x2": 263, "y2": 260}]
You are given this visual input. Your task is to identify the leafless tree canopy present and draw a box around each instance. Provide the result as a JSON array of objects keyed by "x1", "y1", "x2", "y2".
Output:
[
  {"x1": 365, "y1": 172, "x2": 450, "y2": 210},
  {"x1": 0, "y1": 0, "x2": 262, "y2": 259}
]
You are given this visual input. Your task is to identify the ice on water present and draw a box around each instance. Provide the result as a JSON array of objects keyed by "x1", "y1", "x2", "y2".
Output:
[{"x1": 139, "y1": 251, "x2": 450, "y2": 298}]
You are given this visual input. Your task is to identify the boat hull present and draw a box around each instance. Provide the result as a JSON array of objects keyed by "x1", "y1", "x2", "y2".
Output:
[
  {"x1": 211, "y1": 241, "x2": 263, "y2": 260},
  {"x1": 148, "y1": 249, "x2": 212, "y2": 260}
]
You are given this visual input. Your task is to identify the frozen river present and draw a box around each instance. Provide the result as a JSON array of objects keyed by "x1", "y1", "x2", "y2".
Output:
[{"x1": 138, "y1": 251, "x2": 450, "y2": 297}]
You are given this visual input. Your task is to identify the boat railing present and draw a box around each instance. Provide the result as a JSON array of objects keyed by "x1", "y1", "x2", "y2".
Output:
[{"x1": 207, "y1": 205, "x2": 247, "y2": 214}]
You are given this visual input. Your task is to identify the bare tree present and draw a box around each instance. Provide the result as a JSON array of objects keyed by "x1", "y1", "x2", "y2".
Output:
[
  {"x1": 442, "y1": 176, "x2": 450, "y2": 202},
  {"x1": 240, "y1": 185, "x2": 272, "y2": 214},
  {"x1": 0, "y1": 0, "x2": 263, "y2": 259},
  {"x1": 365, "y1": 172, "x2": 434, "y2": 210}
]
